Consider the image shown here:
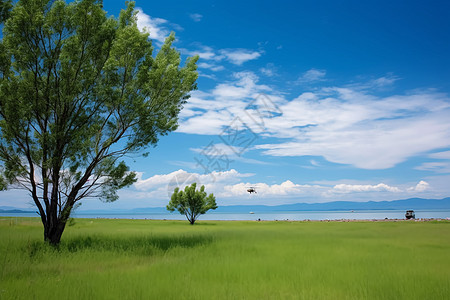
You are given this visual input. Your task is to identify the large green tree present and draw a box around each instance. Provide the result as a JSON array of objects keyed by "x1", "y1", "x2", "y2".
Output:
[
  {"x1": 0, "y1": 0, "x2": 198, "y2": 245},
  {"x1": 167, "y1": 183, "x2": 217, "y2": 225}
]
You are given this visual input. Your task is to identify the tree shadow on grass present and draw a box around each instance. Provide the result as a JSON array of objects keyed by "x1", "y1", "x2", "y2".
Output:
[{"x1": 28, "y1": 234, "x2": 214, "y2": 257}]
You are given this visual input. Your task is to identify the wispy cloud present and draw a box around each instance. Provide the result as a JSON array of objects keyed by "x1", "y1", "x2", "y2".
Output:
[
  {"x1": 181, "y1": 46, "x2": 262, "y2": 69},
  {"x1": 181, "y1": 45, "x2": 218, "y2": 60},
  {"x1": 254, "y1": 86, "x2": 450, "y2": 169},
  {"x1": 347, "y1": 73, "x2": 401, "y2": 90},
  {"x1": 178, "y1": 71, "x2": 278, "y2": 135},
  {"x1": 367, "y1": 75, "x2": 400, "y2": 88},
  {"x1": 429, "y1": 150, "x2": 450, "y2": 159},
  {"x1": 191, "y1": 143, "x2": 244, "y2": 157},
  {"x1": 197, "y1": 62, "x2": 225, "y2": 72},
  {"x1": 415, "y1": 162, "x2": 450, "y2": 173},
  {"x1": 179, "y1": 71, "x2": 450, "y2": 170},
  {"x1": 219, "y1": 49, "x2": 261, "y2": 65},
  {"x1": 189, "y1": 13, "x2": 203, "y2": 22},
  {"x1": 260, "y1": 63, "x2": 277, "y2": 77},
  {"x1": 297, "y1": 68, "x2": 326, "y2": 83}
]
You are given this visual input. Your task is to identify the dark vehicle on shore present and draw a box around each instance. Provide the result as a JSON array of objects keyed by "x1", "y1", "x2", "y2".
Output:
[{"x1": 405, "y1": 210, "x2": 415, "y2": 219}]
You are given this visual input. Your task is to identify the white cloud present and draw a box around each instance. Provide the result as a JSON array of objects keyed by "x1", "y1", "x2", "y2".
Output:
[
  {"x1": 367, "y1": 75, "x2": 400, "y2": 88},
  {"x1": 414, "y1": 150, "x2": 450, "y2": 173},
  {"x1": 135, "y1": 8, "x2": 170, "y2": 43},
  {"x1": 179, "y1": 71, "x2": 450, "y2": 170},
  {"x1": 332, "y1": 183, "x2": 401, "y2": 193},
  {"x1": 132, "y1": 169, "x2": 435, "y2": 205},
  {"x1": 297, "y1": 68, "x2": 326, "y2": 83},
  {"x1": 310, "y1": 159, "x2": 320, "y2": 167},
  {"x1": 418, "y1": 175, "x2": 450, "y2": 197},
  {"x1": 191, "y1": 141, "x2": 272, "y2": 166},
  {"x1": 347, "y1": 74, "x2": 401, "y2": 90},
  {"x1": 197, "y1": 62, "x2": 224, "y2": 72},
  {"x1": 429, "y1": 150, "x2": 450, "y2": 159},
  {"x1": 131, "y1": 169, "x2": 256, "y2": 204},
  {"x1": 132, "y1": 169, "x2": 325, "y2": 201},
  {"x1": 116, "y1": 168, "x2": 317, "y2": 206},
  {"x1": 181, "y1": 46, "x2": 261, "y2": 70},
  {"x1": 134, "y1": 169, "x2": 253, "y2": 192},
  {"x1": 409, "y1": 180, "x2": 430, "y2": 192},
  {"x1": 179, "y1": 109, "x2": 234, "y2": 135},
  {"x1": 134, "y1": 169, "x2": 190, "y2": 191},
  {"x1": 133, "y1": 168, "x2": 311, "y2": 200},
  {"x1": 260, "y1": 68, "x2": 274, "y2": 77},
  {"x1": 178, "y1": 71, "x2": 277, "y2": 135},
  {"x1": 191, "y1": 143, "x2": 245, "y2": 157},
  {"x1": 257, "y1": 114, "x2": 450, "y2": 169},
  {"x1": 260, "y1": 63, "x2": 277, "y2": 77},
  {"x1": 134, "y1": 169, "x2": 419, "y2": 202},
  {"x1": 255, "y1": 89, "x2": 450, "y2": 169},
  {"x1": 219, "y1": 49, "x2": 261, "y2": 65},
  {"x1": 181, "y1": 46, "x2": 219, "y2": 60},
  {"x1": 415, "y1": 162, "x2": 450, "y2": 173},
  {"x1": 329, "y1": 180, "x2": 431, "y2": 195},
  {"x1": 189, "y1": 13, "x2": 203, "y2": 22},
  {"x1": 2, "y1": 170, "x2": 443, "y2": 210},
  {"x1": 223, "y1": 180, "x2": 308, "y2": 197}
]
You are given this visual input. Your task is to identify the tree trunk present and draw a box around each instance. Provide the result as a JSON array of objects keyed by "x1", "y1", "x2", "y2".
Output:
[
  {"x1": 44, "y1": 219, "x2": 67, "y2": 246},
  {"x1": 43, "y1": 203, "x2": 73, "y2": 246}
]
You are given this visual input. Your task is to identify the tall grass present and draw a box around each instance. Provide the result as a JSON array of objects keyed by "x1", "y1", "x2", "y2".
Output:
[{"x1": 1, "y1": 217, "x2": 449, "y2": 299}]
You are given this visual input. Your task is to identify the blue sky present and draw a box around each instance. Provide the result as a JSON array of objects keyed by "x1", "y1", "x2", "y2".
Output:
[{"x1": 2, "y1": 0, "x2": 450, "y2": 210}]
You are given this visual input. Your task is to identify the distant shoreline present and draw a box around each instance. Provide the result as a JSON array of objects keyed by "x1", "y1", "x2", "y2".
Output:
[
  {"x1": 288, "y1": 218, "x2": 450, "y2": 222},
  {"x1": 1, "y1": 215, "x2": 449, "y2": 223},
  {"x1": 2, "y1": 207, "x2": 450, "y2": 222}
]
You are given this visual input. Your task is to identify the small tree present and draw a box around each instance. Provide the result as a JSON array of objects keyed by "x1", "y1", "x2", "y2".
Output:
[{"x1": 167, "y1": 183, "x2": 217, "y2": 225}]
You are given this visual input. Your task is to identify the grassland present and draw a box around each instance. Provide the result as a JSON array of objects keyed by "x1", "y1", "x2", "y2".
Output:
[{"x1": 0, "y1": 217, "x2": 449, "y2": 299}]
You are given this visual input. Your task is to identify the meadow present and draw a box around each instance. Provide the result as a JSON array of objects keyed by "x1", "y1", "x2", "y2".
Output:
[{"x1": 0, "y1": 217, "x2": 449, "y2": 299}]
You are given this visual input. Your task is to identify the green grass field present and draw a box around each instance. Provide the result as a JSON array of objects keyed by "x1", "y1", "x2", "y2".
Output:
[{"x1": 1, "y1": 217, "x2": 449, "y2": 299}]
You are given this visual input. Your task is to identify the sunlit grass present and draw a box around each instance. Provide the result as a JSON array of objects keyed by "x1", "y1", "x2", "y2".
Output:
[{"x1": 1, "y1": 217, "x2": 449, "y2": 299}]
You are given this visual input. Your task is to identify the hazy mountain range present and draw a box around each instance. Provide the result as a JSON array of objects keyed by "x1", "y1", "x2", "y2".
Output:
[{"x1": 2, "y1": 197, "x2": 449, "y2": 214}]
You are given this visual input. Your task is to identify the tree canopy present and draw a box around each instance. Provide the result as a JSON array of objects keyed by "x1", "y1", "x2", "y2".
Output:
[
  {"x1": 0, "y1": 0, "x2": 198, "y2": 244},
  {"x1": 0, "y1": 0, "x2": 12, "y2": 22},
  {"x1": 167, "y1": 183, "x2": 217, "y2": 225}
]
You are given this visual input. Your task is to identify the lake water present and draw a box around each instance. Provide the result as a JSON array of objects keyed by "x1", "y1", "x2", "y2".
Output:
[
  {"x1": 2, "y1": 210, "x2": 450, "y2": 221},
  {"x1": 70, "y1": 210, "x2": 450, "y2": 221}
]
